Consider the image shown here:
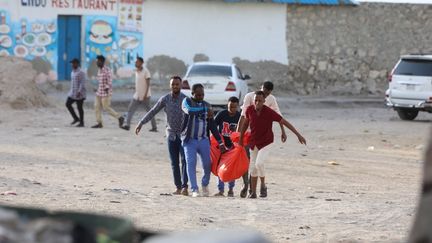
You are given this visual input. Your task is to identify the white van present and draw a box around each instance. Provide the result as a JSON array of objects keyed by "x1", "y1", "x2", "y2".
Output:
[{"x1": 385, "y1": 54, "x2": 432, "y2": 120}]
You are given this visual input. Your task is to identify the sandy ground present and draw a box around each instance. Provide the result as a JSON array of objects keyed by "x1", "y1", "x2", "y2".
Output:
[{"x1": 0, "y1": 91, "x2": 429, "y2": 242}]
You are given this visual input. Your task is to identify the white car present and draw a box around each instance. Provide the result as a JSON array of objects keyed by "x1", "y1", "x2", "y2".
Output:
[
  {"x1": 386, "y1": 54, "x2": 432, "y2": 120},
  {"x1": 181, "y1": 62, "x2": 250, "y2": 107}
]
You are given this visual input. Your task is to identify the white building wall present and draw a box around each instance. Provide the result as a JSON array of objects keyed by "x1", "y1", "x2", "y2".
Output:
[{"x1": 142, "y1": 0, "x2": 288, "y2": 65}]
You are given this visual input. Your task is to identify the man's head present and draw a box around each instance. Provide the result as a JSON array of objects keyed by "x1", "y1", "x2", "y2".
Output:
[
  {"x1": 70, "y1": 58, "x2": 80, "y2": 69},
  {"x1": 227, "y1": 96, "x2": 239, "y2": 114},
  {"x1": 96, "y1": 55, "x2": 106, "y2": 68},
  {"x1": 254, "y1": 90, "x2": 266, "y2": 110},
  {"x1": 170, "y1": 76, "x2": 182, "y2": 94},
  {"x1": 261, "y1": 81, "x2": 274, "y2": 98},
  {"x1": 135, "y1": 56, "x2": 144, "y2": 69},
  {"x1": 191, "y1": 83, "x2": 204, "y2": 102}
]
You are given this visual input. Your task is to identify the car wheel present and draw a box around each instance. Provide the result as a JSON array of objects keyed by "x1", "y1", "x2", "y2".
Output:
[{"x1": 396, "y1": 108, "x2": 419, "y2": 121}]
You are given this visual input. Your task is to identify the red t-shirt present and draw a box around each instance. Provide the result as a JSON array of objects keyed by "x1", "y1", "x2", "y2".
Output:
[{"x1": 246, "y1": 105, "x2": 282, "y2": 150}]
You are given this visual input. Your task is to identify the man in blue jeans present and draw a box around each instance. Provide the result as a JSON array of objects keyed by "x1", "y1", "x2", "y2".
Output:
[
  {"x1": 181, "y1": 83, "x2": 226, "y2": 198},
  {"x1": 135, "y1": 76, "x2": 189, "y2": 196}
]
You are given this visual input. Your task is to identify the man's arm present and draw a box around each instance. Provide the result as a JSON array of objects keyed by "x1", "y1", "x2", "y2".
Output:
[
  {"x1": 213, "y1": 110, "x2": 223, "y2": 129},
  {"x1": 269, "y1": 96, "x2": 287, "y2": 142},
  {"x1": 208, "y1": 117, "x2": 226, "y2": 153},
  {"x1": 279, "y1": 118, "x2": 306, "y2": 145},
  {"x1": 236, "y1": 115, "x2": 245, "y2": 132},
  {"x1": 270, "y1": 96, "x2": 282, "y2": 115},
  {"x1": 135, "y1": 97, "x2": 165, "y2": 135},
  {"x1": 101, "y1": 68, "x2": 111, "y2": 93},
  {"x1": 238, "y1": 116, "x2": 249, "y2": 147},
  {"x1": 208, "y1": 118, "x2": 223, "y2": 144},
  {"x1": 279, "y1": 123, "x2": 287, "y2": 143},
  {"x1": 237, "y1": 93, "x2": 252, "y2": 132},
  {"x1": 77, "y1": 72, "x2": 85, "y2": 98},
  {"x1": 143, "y1": 77, "x2": 150, "y2": 99}
]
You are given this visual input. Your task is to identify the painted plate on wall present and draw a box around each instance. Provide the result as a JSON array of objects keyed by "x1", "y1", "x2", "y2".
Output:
[
  {"x1": 36, "y1": 33, "x2": 52, "y2": 46},
  {"x1": 0, "y1": 35, "x2": 12, "y2": 48},
  {"x1": 22, "y1": 33, "x2": 37, "y2": 47},
  {"x1": 14, "y1": 45, "x2": 28, "y2": 58},
  {"x1": 0, "y1": 25, "x2": 10, "y2": 34},
  {"x1": 32, "y1": 23, "x2": 45, "y2": 33},
  {"x1": 31, "y1": 46, "x2": 47, "y2": 57},
  {"x1": 46, "y1": 22, "x2": 56, "y2": 34},
  {"x1": 0, "y1": 49, "x2": 9, "y2": 57}
]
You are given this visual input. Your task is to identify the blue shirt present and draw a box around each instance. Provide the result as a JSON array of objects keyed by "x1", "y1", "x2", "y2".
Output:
[
  {"x1": 181, "y1": 97, "x2": 222, "y2": 144},
  {"x1": 139, "y1": 92, "x2": 186, "y2": 140}
]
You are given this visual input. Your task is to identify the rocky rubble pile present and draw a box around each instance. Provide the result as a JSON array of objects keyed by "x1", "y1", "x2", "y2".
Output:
[{"x1": 0, "y1": 57, "x2": 50, "y2": 109}]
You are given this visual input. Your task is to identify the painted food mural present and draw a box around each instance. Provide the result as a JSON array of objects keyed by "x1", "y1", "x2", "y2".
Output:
[
  {"x1": 0, "y1": 10, "x2": 12, "y2": 57},
  {"x1": 0, "y1": 9, "x2": 144, "y2": 82},
  {"x1": 89, "y1": 20, "x2": 113, "y2": 45},
  {"x1": 15, "y1": 19, "x2": 56, "y2": 65},
  {"x1": 85, "y1": 16, "x2": 143, "y2": 80},
  {"x1": 0, "y1": 10, "x2": 57, "y2": 78}
]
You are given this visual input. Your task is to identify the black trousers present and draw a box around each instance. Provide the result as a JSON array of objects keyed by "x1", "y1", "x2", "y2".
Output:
[{"x1": 66, "y1": 97, "x2": 84, "y2": 124}]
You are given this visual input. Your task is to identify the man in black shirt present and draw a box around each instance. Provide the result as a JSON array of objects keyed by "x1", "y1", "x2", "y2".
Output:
[{"x1": 213, "y1": 96, "x2": 241, "y2": 197}]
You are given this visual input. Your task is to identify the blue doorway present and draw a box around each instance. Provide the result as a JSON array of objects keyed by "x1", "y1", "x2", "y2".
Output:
[{"x1": 57, "y1": 16, "x2": 81, "y2": 81}]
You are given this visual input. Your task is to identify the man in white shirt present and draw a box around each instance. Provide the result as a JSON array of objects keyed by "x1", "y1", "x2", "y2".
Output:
[
  {"x1": 237, "y1": 81, "x2": 287, "y2": 198},
  {"x1": 121, "y1": 57, "x2": 157, "y2": 131}
]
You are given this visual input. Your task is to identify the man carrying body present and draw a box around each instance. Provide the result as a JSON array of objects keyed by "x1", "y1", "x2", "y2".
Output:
[
  {"x1": 135, "y1": 76, "x2": 188, "y2": 195},
  {"x1": 239, "y1": 91, "x2": 306, "y2": 198},
  {"x1": 181, "y1": 84, "x2": 225, "y2": 198},
  {"x1": 213, "y1": 96, "x2": 241, "y2": 197},
  {"x1": 122, "y1": 57, "x2": 157, "y2": 132},
  {"x1": 237, "y1": 81, "x2": 287, "y2": 198}
]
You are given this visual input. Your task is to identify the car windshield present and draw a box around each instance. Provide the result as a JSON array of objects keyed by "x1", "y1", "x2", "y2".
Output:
[
  {"x1": 394, "y1": 59, "x2": 432, "y2": 76},
  {"x1": 188, "y1": 65, "x2": 232, "y2": 77}
]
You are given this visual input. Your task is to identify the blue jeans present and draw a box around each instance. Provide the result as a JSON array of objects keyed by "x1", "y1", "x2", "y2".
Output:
[
  {"x1": 183, "y1": 138, "x2": 211, "y2": 192},
  {"x1": 218, "y1": 178, "x2": 235, "y2": 192},
  {"x1": 168, "y1": 135, "x2": 188, "y2": 189}
]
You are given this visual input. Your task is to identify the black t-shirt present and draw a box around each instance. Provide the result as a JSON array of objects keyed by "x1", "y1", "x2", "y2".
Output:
[{"x1": 214, "y1": 110, "x2": 241, "y2": 148}]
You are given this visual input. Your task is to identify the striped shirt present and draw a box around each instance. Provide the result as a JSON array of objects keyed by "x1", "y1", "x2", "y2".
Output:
[
  {"x1": 139, "y1": 92, "x2": 186, "y2": 140},
  {"x1": 96, "y1": 66, "x2": 112, "y2": 97},
  {"x1": 181, "y1": 97, "x2": 222, "y2": 143},
  {"x1": 68, "y1": 68, "x2": 86, "y2": 100}
]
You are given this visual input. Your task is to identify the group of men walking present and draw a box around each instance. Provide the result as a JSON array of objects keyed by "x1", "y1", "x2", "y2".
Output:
[
  {"x1": 65, "y1": 56, "x2": 306, "y2": 198},
  {"x1": 65, "y1": 55, "x2": 156, "y2": 131}
]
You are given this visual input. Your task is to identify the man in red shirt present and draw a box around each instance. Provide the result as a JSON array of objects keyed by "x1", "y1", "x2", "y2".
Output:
[{"x1": 239, "y1": 91, "x2": 306, "y2": 198}]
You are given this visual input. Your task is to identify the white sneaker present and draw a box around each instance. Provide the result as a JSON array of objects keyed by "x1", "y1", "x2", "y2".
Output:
[
  {"x1": 192, "y1": 191, "x2": 200, "y2": 198},
  {"x1": 202, "y1": 186, "x2": 209, "y2": 197}
]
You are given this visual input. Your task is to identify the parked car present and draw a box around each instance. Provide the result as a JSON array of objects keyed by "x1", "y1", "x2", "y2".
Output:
[
  {"x1": 385, "y1": 54, "x2": 432, "y2": 120},
  {"x1": 181, "y1": 62, "x2": 250, "y2": 107}
]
